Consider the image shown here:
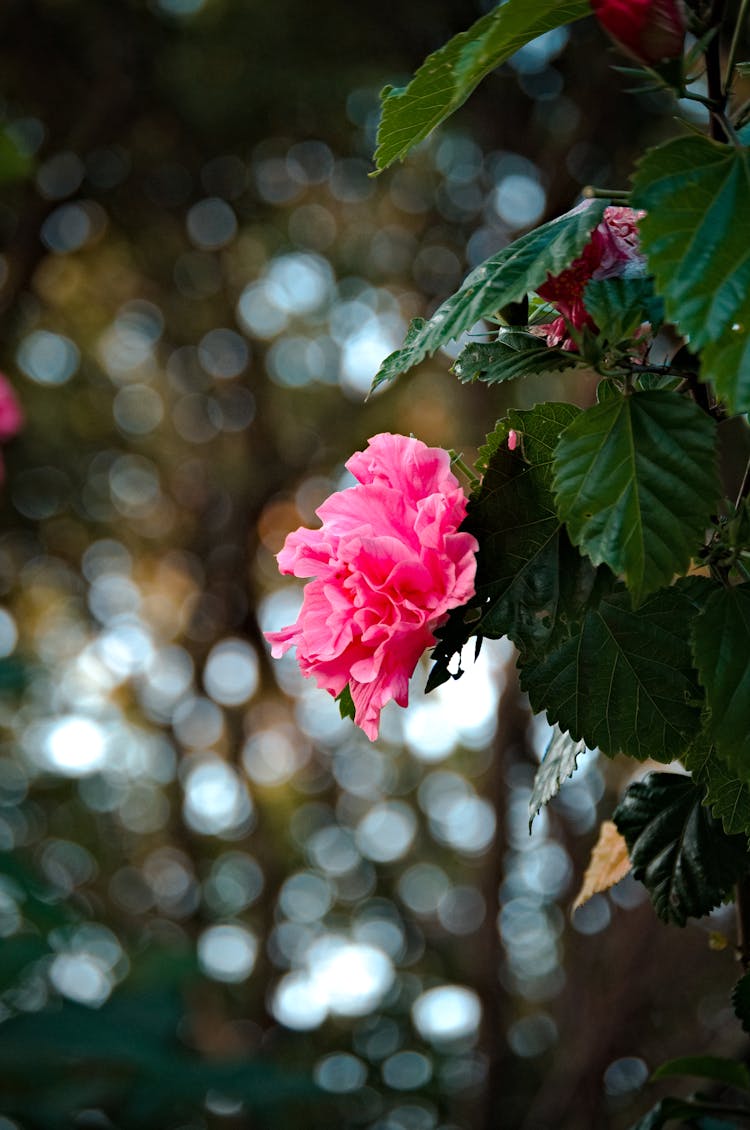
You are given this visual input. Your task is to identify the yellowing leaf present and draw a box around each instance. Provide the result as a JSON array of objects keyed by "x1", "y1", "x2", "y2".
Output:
[{"x1": 573, "y1": 820, "x2": 631, "y2": 912}]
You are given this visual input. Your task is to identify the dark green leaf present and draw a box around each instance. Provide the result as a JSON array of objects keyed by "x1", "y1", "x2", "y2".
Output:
[
  {"x1": 628, "y1": 1097, "x2": 746, "y2": 1130},
  {"x1": 452, "y1": 332, "x2": 579, "y2": 386},
  {"x1": 336, "y1": 683, "x2": 356, "y2": 722},
  {"x1": 371, "y1": 201, "x2": 606, "y2": 389},
  {"x1": 613, "y1": 772, "x2": 749, "y2": 926},
  {"x1": 553, "y1": 390, "x2": 719, "y2": 603},
  {"x1": 373, "y1": 0, "x2": 589, "y2": 171},
  {"x1": 733, "y1": 971, "x2": 750, "y2": 1033},
  {"x1": 583, "y1": 276, "x2": 662, "y2": 344},
  {"x1": 692, "y1": 585, "x2": 750, "y2": 781},
  {"x1": 521, "y1": 579, "x2": 709, "y2": 761},
  {"x1": 652, "y1": 1056, "x2": 750, "y2": 1091},
  {"x1": 631, "y1": 136, "x2": 750, "y2": 413},
  {"x1": 529, "y1": 725, "x2": 588, "y2": 828},
  {"x1": 683, "y1": 738, "x2": 750, "y2": 838},
  {"x1": 428, "y1": 405, "x2": 607, "y2": 690}
]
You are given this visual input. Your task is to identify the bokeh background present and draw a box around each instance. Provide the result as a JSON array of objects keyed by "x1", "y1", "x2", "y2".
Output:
[{"x1": 0, "y1": 2, "x2": 745, "y2": 1128}]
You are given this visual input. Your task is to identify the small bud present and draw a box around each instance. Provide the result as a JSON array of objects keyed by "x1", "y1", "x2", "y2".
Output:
[
  {"x1": 591, "y1": 0, "x2": 686, "y2": 66},
  {"x1": 508, "y1": 429, "x2": 519, "y2": 451}
]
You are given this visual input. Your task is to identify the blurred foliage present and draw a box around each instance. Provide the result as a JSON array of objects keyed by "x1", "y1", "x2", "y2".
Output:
[{"x1": 0, "y1": 1, "x2": 747, "y2": 1129}]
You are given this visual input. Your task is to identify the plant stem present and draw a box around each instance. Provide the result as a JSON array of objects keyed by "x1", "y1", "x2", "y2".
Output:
[
  {"x1": 735, "y1": 453, "x2": 750, "y2": 510},
  {"x1": 724, "y1": 0, "x2": 750, "y2": 92},
  {"x1": 582, "y1": 186, "x2": 630, "y2": 201},
  {"x1": 449, "y1": 451, "x2": 479, "y2": 488},
  {"x1": 706, "y1": 0, "x2": 729, "y2": 140}
]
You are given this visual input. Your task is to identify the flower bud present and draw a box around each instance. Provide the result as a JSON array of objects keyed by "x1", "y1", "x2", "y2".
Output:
[{"x1": 591, "y1": 0, "x2": 687, "y2": 66}]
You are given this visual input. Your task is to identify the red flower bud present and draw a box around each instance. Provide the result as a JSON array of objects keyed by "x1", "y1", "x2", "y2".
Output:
[{"x1": 591, "y1": 0, "x2": 687, "y2": 66}]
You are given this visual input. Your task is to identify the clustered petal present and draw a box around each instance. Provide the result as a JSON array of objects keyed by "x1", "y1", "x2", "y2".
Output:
[
  {"x1": 265, "y1": 433, "x2": 478, "y2": 740},
  {"x1": 538, "y1": 204, "x2": 645, "y2": 350},
  {"x1": 591, "y1": 0, "x2": 687, "y2": 66}
]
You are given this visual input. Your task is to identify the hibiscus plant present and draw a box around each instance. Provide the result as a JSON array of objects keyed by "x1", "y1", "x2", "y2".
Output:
[{"x1": 268, "y1": 2, "x2": 750, "y2": 1123}]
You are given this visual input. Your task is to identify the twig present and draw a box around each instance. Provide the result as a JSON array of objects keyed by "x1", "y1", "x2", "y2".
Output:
[
  {"x1": 734, "y1": 453, "x2": 750, "y2": 510},
  {"x1": 724, "y1": 0, "x2": 750, "y2": 92},
  {"x1": 582, "y1": 185, "x2": 630, "y2": 201},
  {"x1": 706, "y1": 0, "x2": 729, "y2": 141}
]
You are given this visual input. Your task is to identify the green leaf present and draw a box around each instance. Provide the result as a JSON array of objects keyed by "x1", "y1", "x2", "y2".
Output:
[
  {"x1": 683, "y1": 737, "x2": 750, "y2": 838},
  {"x1": 583, "y1": 276, "x2": 662, "y2": 344},
  {"x1": 652, "y1": 1056, "x2": 750, "y2": 1091},
  {"x1": 613, "y1": 771, "x2": 749, "y2": 926},
  {"x1": 371, "y1": 201, "x2": 606, "y2": 389},
  {"x1": 521, "y1": 579, "x2": 709, "y2": 761},
  {"x1": 733, "y1": 971, "x2": 750, "y2": 1033},
  {"x1": 336, "y1": 684, "x2": 356, "y2": 722},
  {"x1": 631, "y1": 136, "x2": 750, "y2": 413},
  {"x1": 529, "y1": 725, "x2": 588, "y2": 828},
  {"x1": 692, "y1": 585, "x2": 750, "y2": 781},
  {"x1": 628, "y1": 1097, "x2": 746, "y2": 1130},
  {"x1": 553, "y1": 390, "x2": 719, "y2": 603},
  {"x1": 452, "y1": 332, "x2": 579, "y2": 386},
  {"x1": 373, "y1": 0, "x2": 589, "y2": 172},
  {"x1": 428, "y1": 404, "x2": 607, "y2": 690}
]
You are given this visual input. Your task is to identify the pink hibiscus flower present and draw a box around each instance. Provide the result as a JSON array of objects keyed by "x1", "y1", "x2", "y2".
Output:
[
  {"x1": 591, "y1": 0, "x2": 686, "y2": 67},
  {"x1": 538, "y1": 205, "x2": 645, "y2": 350},
  {"x1": 265, "y1": 433, "x2": 478, "y2": 740}
]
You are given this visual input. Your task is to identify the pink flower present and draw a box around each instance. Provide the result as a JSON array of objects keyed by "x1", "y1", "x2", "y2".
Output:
[
  {"x1": 591, "y1": 0, "x2": 687, "y2": 66},
  {"x1": 0, "y1": 374, "x2": 23, "y2": 484},
  {"x1": 265, "y1": 433, "x2": 478, "y2": 740},
  {"x1": 537, "y1": 205, "x2": 645, "y2": 349},
  {"x1": 0, "y1": 374, "x2": 23, "y2": 443}
]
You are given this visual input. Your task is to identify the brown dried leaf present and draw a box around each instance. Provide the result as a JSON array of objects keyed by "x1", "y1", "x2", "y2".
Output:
[{"x1": 573, "y1": 820, "x2": 631, "y2": 911}]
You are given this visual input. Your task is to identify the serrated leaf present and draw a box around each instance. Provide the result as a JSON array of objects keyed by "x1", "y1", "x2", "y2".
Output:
[
  {"x1": 452, "y1": 333, "x2": 579, "y2": 386},
  {"x1": 428, "y1": 404, "x2": 606, "y2": 690},
  {"x1": 373, "y1": 0, "x2": 589, "y2": 171},
  {"x1": 733, "y1": 972, "x2": 750, "y2": 1033},
  {"x1": 371, "y1": 201, "x2": 607, "y2": 389},
  {"x1": 583, "y1": 276, "x2": 661, "y2": 344},
  {"x1": 613, "y1": 772, "x2": 749, "y2": 926},
  {"x1": 652, "y1": 1056, "x2": 750, "y2": 1091},
  {"x1": 692, "y1": 585, "x2": 750, "y2": 781},
  {"x1": 573, "y1": 820, "x2": 631, "y2": 910},
  {"x1": 529, "y1": 724, "x2": 587, "y2": 827},
  {"x1": 631, "y1": 136, "x2": 750, "y2": 414},
  {"x1": 683, "y1": 738, "x2": 750, "y2": 838},
  {"x1": 553, "y1": 391, "x2": 719, "y2": 603},
  {"x1": 521, "y1": 579, "x2": 709, "y2": 761}
]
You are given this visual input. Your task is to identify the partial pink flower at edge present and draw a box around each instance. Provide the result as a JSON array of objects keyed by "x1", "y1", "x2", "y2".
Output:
[
  {"x1": 265, "y1": 433, "x2": 478, "y2": 741},
  {"x1": 591, "y1": 0, "x2": 687, "y2": 67},
  {"x1": 0, "y1": 373, "x2": 23, "y2": 444},
  {"x1": 537, "y1": 204, "x2": 646, "y2": 350}
]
